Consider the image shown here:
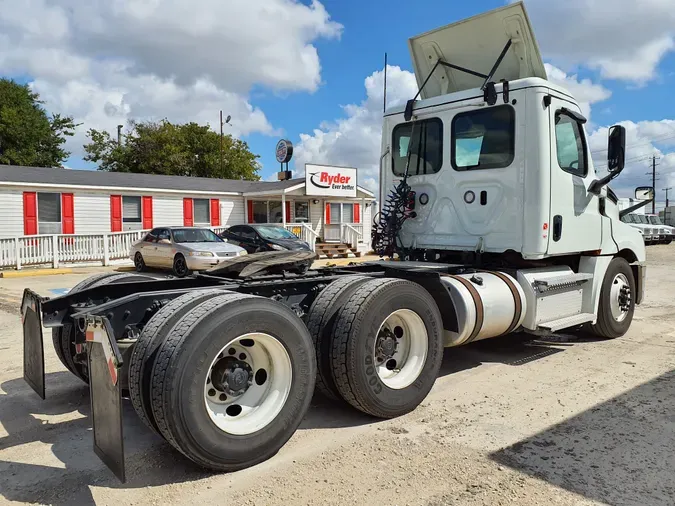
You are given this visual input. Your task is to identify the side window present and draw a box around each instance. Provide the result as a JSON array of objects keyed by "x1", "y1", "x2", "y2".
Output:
[
  {"x1": 240, "y1": 228, "x2": 256, "y2": 239},
  {"x1": 157, "y1": 229, "x2": 171, "y2": 241},
  {"x1": 452, "y1": 105, "x2": 515, "y2": 171},
  {"x1": 392, "y1": 118, "x2": 443, "y2": 176},
  {"x1": 555, "y1": 111, "x2": 587, "y2": 177}
]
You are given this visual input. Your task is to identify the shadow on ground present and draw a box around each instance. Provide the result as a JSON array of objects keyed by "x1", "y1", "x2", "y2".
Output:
[
  {"x1": 0, "y1": 332, "x2": 594, "y2": 504},
  {"x1": 490, "y1": 368, "x2": 675, "y2": 506}
]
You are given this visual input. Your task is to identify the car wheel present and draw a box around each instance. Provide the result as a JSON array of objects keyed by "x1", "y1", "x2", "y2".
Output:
[
  {"x1": 173, "y1": 254, "x2": 191, "y2": 278},
  {"x1": 134, "y1": 252, "x2": 146, "y2": 272}
]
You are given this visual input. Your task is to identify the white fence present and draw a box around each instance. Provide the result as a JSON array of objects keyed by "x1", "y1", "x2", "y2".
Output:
[{"x1": 0, "y1": 224, "x2": 325, "y2": 270}]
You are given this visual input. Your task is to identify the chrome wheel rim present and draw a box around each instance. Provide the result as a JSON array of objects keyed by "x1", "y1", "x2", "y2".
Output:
[
  {"x1": 610, "y1": 273, "x2": 631, "y2": 323},
  {"x1": 373, "y1": 309, "x2": 428, "y2": 390},
  {"x1": 204, "y1": 333, "x2": 292, "y2": 435}
]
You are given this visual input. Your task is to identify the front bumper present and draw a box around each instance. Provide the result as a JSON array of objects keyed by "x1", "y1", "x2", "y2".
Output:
[{"x1": 186, "y1": 254, "x2": 241, "y2": 271}]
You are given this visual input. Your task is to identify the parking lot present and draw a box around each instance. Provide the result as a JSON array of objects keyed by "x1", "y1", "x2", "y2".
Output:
[{"x1": 0, "y1": 248, "x2": 674, "y2": 505}]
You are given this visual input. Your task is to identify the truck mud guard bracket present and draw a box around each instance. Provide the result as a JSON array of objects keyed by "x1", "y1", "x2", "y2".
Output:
[
  {"x1": 83, "y1": 315, "x2": 126, "y2": 483},
  {"x1": 21, "y1": 289, "x2": 46, "y2": 399}
]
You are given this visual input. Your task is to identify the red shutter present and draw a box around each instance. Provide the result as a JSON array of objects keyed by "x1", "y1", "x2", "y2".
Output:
[
  {"x1": 142, "y1": 196, "x2": 153, "y2": 229},
  {"x1": 353, "y1": 203, "x2": 360, "y2": 224},
  {"x1": 247, "y1": 200, "x2": 254, "y2": 223},
  {"x1": 325, "y1": 203, "x2": 331, "y2": 225},
  {"x1": 61, "y1": 193, "x2": 74, "y2": 234},
  {"x1": 210, "y1": 199, "x2": 220, "y2": 226},
  {"x1": 110, "y1": 195, "x2": 122, "y2": 232},
  {"x1": 23, "y1": 192, "x2": 37, "y2": 235},
  {"x1": 183, "y1": 198, "x2": 194, "y2": 226},
  {"x1": 285, "y1": 201, "x2": 291, "y2": 223}
]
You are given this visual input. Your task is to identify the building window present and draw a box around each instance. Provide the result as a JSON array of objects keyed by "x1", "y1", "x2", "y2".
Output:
[
  {"x1": 122, "y1": 196, "x2": 142, "y2": 231},
  {"x1": 38, "y1": 192, "x2": 61, "y2": 235},
  {"x1": 252, "y1": 201, "x2": 267, "y2": 223},
  {"x1": 392, "y1": 118, "x2": 443, "y2": 176},
  {"x1": 193, "y1": 198, "x2": 210, "y2": 225},
  {"x1": 555, "y1": 111, "x2": 588, "y2": 177},
  {"x1": 452, "y1": 105, "x2": 515, "y2": 171},
  {"x1": 269, "y1": 201, "x2": 283, "y2": 223},
  {"x1": 327, "y1": 202, "x2": 360, "y2": 224},
  {"x1": 294, "y1": 201, "x2": 309, "y2": 223}
]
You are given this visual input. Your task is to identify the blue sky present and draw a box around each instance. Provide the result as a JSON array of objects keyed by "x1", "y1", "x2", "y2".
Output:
[{"x1": 2, "y1": 0, "x2": 674, "y2": 204}]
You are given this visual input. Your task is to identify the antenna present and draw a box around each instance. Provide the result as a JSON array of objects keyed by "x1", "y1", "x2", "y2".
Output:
[{"x1": 383, "y1": 52, "x2": 388, "y2": 114}]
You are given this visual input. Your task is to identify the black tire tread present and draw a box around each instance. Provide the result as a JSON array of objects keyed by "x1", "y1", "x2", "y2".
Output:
[
  {"x1": 128, "y1": 288, "x2": 225, "y2": 435},
  {"x1": 591, "y1": 257, "x2": 635, "y2": 339},
  {"x1": 329, "y1": 278, "x2": 402, "y2": 417},
  {"x1": 150, "y1": 293, "x2": 251, "y2": 454},
  {"x1": 305, "y1": 275, "x2": 369, "y2": 400}
]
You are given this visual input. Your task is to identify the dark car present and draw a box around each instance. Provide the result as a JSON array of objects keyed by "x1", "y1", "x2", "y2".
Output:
[{"x1": 219, "y1": 224, "x2": 312, "y2": 254}]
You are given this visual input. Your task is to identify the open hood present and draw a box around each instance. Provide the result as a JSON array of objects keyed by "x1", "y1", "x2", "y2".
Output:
[{"x1": 407, "y1": 2, "x2": 547, "y2": 99}]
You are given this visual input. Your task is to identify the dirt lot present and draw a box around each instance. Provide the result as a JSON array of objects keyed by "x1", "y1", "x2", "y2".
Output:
[{"x1": 0, "y1": 248, "x2": 674, "y2": 505}]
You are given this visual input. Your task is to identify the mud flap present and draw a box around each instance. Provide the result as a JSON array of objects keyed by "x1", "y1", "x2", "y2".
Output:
[
  {"x1": 85, "y1": 316, "x2": 126, "y2": 483},
  {"x1": 21, "y1": 289, "x2": 45, "y2": 399}
]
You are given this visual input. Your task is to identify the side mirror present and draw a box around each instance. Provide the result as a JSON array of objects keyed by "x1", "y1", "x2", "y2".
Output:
[
  {"x1": 607, "y1": 125, "x2": 626, "y2": 173},
  {"x1": 635, "y1": 186, "x2": 654, "y2": 201}
]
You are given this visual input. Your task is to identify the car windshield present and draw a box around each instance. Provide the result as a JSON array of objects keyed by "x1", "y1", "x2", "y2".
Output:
[
  {"x1": 172, "y1": 229, "x2": 223, "y2": 243},
  {"x1": 648, "y1": 216, "x2": 662, "y2": 225},
  {"x1": 254, "y1": 226, "x2": 298, "y2": 240}
]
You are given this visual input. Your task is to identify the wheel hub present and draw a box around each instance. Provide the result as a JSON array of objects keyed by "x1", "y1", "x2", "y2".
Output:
[
  {"x1": 375, "y1": 328, "x2": 399, "y2": 363},
  {"x1": 618, "y1": 285, "x2": 631, "y2": 312},
  {"x1": 211, "y1": 358, "x2": 253, "y2": 396}
]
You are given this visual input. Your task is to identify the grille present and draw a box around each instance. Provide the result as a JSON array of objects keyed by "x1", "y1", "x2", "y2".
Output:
[{"x1": 216, "y1": 251, "x2": 235, "y2": 257}]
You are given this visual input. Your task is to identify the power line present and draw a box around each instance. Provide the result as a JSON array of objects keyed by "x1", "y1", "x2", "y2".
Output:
[
  {"x1": 590, "y1": 132, "x2": 675, "y2": 155},
  {"x1": 645, "y1": 155, "x2": 661, "y2": 214}
]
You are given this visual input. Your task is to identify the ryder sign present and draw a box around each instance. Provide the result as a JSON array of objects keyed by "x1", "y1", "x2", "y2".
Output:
[{"x1": 305, "y1": 164, "x2": 357, "y2": 197}]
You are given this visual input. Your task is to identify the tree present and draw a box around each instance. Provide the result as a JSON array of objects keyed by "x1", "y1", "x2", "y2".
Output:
[
  {"x1": 0, "y1": 78, "x2": 76, "y2": 167},
  {"x1": 83, "y1": 119, "x2": 261, "y2": 180}
]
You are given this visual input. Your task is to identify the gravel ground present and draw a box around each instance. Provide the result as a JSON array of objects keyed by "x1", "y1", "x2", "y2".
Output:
[{"x1": 0, "y1": 247, "x2": 674, "y2": 505}]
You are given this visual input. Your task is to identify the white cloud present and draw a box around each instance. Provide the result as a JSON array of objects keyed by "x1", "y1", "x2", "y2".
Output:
[
  {"x1": 0, "y1": 0, "x2": 341, "y2": 161},
  {"x1": 293, "y1": 65, "x2": 418, "y2": 192},
  {"x1": 544, "y1": 64, "x2": 611, "y2": 121},
  {"x1": 521, "y1": 0, "x2": 675, "y2": 84}
]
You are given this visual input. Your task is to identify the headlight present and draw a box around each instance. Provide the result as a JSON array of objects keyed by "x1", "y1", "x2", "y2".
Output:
[
  {"x1": 237, "y1": 250, "x2": 247, "y2": 256},
  {"x1": 268, "y1": 244, "x2": 285, "y2": 251},
  {"x1": 188, "y1": 251, "x2": 215, "y2": 257}
]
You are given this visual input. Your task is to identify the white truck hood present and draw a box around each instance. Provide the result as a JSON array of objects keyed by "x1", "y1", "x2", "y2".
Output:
[{"x1": 407, "y1": 1, "x2": 547, "y2": 99}]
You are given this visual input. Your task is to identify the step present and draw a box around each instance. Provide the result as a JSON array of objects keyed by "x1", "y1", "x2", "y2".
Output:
[
  {"x1": 537, "y1": 312, "x2": 595, "y2": 332},
  {"x1": 532, "y1": 273, "x2": 593, "y2": 293}
]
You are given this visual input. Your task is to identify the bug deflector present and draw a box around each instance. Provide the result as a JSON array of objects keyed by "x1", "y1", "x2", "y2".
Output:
[{"x1": 407, "y1": 1, "x2": 547, "y2": 99}]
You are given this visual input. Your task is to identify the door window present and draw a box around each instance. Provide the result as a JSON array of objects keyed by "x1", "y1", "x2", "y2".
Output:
[
  {"x1": 392, "y1": 118, "x2": 443, "y2": 176},
  {"x1": 157, "y1": 229, "x2": 171, "y2": 242},
  {"x1": 294, "y1": 201, "x2": 309, "y2": 222},
  {"x1": 452, "y1": 105, "x2": 515, "y2": 171},
  {"x1": 555, "y1": 111, "x2": 587, "y2": 177}
]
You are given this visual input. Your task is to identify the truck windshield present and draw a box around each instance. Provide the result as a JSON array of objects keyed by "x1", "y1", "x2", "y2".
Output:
[{"x1": 636, "y1": 215, "x2": 649, "y2": 224}]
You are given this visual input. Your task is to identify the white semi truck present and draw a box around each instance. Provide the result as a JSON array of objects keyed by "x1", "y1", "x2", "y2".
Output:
[{"x1": 20, "y1": 2, "x2": 647, "y2": 482}]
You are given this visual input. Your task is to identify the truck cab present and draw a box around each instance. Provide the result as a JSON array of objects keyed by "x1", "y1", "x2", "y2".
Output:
[
  {"x1": 374, "y1": 1, "x2": 646, "y2": 336},
  {"x1": 645, "y1": 213, "x2": 673, "y2": 244}
]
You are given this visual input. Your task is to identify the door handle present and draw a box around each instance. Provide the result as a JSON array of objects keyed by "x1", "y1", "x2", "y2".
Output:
[{"x1": 553, "y1": 215, "x2": 563, "y2": 242}]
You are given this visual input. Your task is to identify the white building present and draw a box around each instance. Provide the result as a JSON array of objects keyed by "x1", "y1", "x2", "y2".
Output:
[{"x1": 0, "y1": 164, "x2": 375, "y2": 268}]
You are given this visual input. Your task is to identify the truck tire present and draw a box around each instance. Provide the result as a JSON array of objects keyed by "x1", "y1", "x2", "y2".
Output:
[
  {"x1": 52, "y1": 272, "x2": 150, "y2": 383},
  {"x1": 128, "y1": 288, "x2": 225, "y2": 435},
  {"x1": 305, "y1": 275, "x2": 371, "y2": 400},
  {"x1": 330, "y1": 278, "x2": 444, "y2": 418},
  {"x1": 590, "y1": 257, "x2": 636, "y2": 339},
  {"x1": 149, "y1": 293, "x2": 315, "y2": 471}
]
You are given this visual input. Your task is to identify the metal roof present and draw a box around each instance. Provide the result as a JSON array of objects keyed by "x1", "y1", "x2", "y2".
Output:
[{"x1": 0, "y1": 164, "x2": 303, "y2": 195}]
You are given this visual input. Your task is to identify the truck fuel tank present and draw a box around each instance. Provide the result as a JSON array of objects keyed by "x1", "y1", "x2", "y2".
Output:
[{"x1": 439, "y1": 271, "x2": 526, "y2": 346}]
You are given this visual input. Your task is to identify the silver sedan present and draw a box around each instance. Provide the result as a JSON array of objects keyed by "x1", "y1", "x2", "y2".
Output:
[{"x1": 130, "y1": 226, "x2": 247, "y2": 277}]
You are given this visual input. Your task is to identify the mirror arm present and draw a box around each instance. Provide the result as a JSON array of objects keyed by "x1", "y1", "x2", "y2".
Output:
[{"x1": 589, "y1": 171, "x2": 619, "y2": 195}]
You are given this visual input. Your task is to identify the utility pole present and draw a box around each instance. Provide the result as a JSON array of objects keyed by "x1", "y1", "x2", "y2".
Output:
[
  {"x1": 646, "y1": 155, "x2": 660, "y2": 214},
  {"x1": 665, "y1": 187, "x2": 672, "y2": 208},
  {"x1": 219, "y1": 110, "x2": 224, "y2": 173},
  {"x1": 117, "y1": 125, "x2": 123, "y2": 146}
]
